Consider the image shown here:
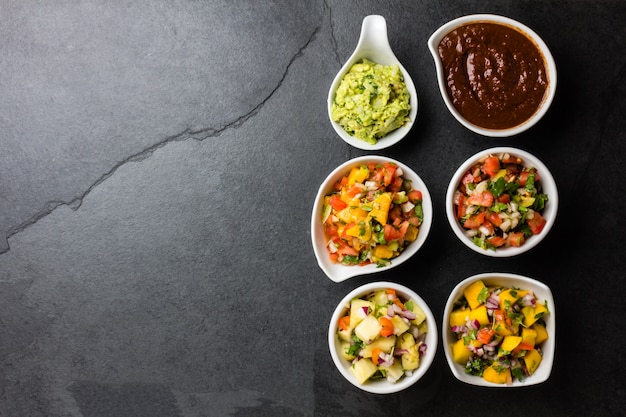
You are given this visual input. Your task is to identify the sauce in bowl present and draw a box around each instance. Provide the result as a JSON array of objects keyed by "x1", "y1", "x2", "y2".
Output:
[{"x1": 437, "y1": 22, "x2": 548, "y2": 130}]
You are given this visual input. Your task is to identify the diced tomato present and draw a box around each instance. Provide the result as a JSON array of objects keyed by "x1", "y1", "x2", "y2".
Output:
[
  {"x1": 519, "y1": 171, "x2": 530, "y2": 187},
  {"x1": 331, "y1": 238, "x2": 359, "y2": 256},
  {"x1": 408, "y1": 190, "x2": 422, "y2": 203},
  {"x1": 507, "y1": 232, "x2": 525, "y2": 247},
  {"x1": 487, "y1": 236, "x2": 507, "y2": 247},
  {"x1": 476, "y1": 328, "x2": 495, "y2": 344},
  {"x1": 481, "y1": 221, "x2": 495, "y2": 236},
  {"x1": 456, "y1": 194, "x2": 466, "y2": 220},
  {"x1": 328, "y1": 195, "x2": 347, "y2": 211},
  {"x1": 486, "y1": 211, "x2": 503, "y2": 227},
  {"x1": 398, "y1": 221, "x2": 410, "y2": 238},
  {"x1": 463, "y1": 212, "x2": 486, "y2": 229},
  {"x1": 467, "y1": 191, "x2": 494, "y2": 207},
  {"x1": 384, "y1": 224, "x2": 403, "y2": 241},
  {"x1": 328, "y1": 252, "x2": 339, "y2": 263},
  {"x1": 324, "y1": 223, "x2": 338, "y2": 237},
  {"x1": 382, "y1": 163, "x2": 397, "y2": 186},
  {"x1": 408, "y1": 216, "x2": 420, "y2": 227},
  {"x1": 389, "y1": 176, "x2": 403, "y2": 192},
  {"x1": 379, "y1": 317, "x2": 394, "y2": 337},
  {"x1": 334, "y1": 176, "x2": 348, "y2": 191},
  {"x1": 388, "y1": 205, "x2": 402, "y2": 223},
  {"x1": 345, "y1": 184, "x2": 362, "y2": 198},
  {"x1": 482, "y1": 156, "x2": 501, "y2": 177},
  {"x1": 498, "y1": 193, "x2": 511, "y2": 204},
  {"x1": 494, "y1": 309, "x2": 505, "y2": 322},
  {"x1": 527, "y1": 211, "x2": 547, "y2": 235}
]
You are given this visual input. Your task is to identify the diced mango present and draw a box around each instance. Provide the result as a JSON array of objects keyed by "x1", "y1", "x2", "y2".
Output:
[
  {"x1": 532, "y1": 322, "x2": 549, "y2": 345},
  {"x1": 372, "y1": 245, "x2": 394, "y2": 260},
  {"x1": 463, "y1": 280, "x2": 487, "y2": 310},
  {"x1": 469, "y1": 305, "x2": 490, "y2": 326},
  {"x1": 336, "y1": 205, "x2": 368, "y2": 224},
  {"x1": 449, "y1": 309, "x2": 469, "y2": 328},
  {"x1": 348, "y1": 165, "x2": 369, "y2": 185},
  {"x1": 345, "y1": 221, "x2": 372, "y2": 242},
  {"x1": 483, "y1": 364, "x2": 511, "y2": 384},
  {"x1": 499, "y1": 336, "x2": 523, "y2": 355},
  {"x1": 494, "y1": 319, "x2": 514, "y2": 337},
  {"x1": 522, "y1": 302, "x2": 548, "y2": 327},
  {"x1": 523, "y1": 349, "x2": 543, "y2": 375},
  {"x1": 367, "y1": 192, "x2": 392, "y2": 225},
  {"x1": 452, "y1": 339, "x2": 471, "y2": 365},
  {"x1": 521, "y1": 327, "x2": 537, "y2": 347},
  {"x1": 404, "y1": 224, "x2": 419, "y2": 242},
  {"x1": 498, "y1": 288, "x2": 528, "y2": 311}
]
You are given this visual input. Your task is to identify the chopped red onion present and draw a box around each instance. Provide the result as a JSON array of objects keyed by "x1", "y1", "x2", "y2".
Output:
[{"x1": 418, "y1": 343, "x2": 427, "y2": 355}]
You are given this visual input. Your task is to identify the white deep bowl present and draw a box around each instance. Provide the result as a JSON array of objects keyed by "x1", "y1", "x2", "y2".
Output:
[
  {"x1": 443, "y1": 273, "x2": 555, "y2": 387},
  {"x1": 446, "y1": 147, "x2": 558, "y2": 257},
  {"x1": 312, "y1": 156, "x2": 433, "y2": 282},
  {"x1": 428, "y1": 14, "x2": 557, "y2": 137},
  {"x1": 329, "y1": 281, "x2": 438, "y2": 394}
]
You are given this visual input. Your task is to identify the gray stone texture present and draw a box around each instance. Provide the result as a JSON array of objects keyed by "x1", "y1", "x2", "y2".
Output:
[{"x1": 1, "y1": 0, "x2": 624, "y2": 416}]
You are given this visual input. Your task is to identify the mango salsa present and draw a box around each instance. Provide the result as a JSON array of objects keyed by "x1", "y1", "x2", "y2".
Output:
[
  {"x1": 322, "y1": 161, "x2": 426, "y2": 267},
  {"x1": 448, "y1": 280, "x2": 550, "y2": 384}
]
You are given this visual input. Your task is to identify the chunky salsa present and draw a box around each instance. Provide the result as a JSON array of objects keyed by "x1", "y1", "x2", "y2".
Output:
[
  {"x1": 452, "y1": 153, "x2": 548, "y2": 250},
  {"x1": 337, "y1": 288, "x2": 429, "y2": 384},
  {"x1": 322, "y1": 162, "x2": 424, "y2": 267},
  {"x1": 449, "y1": 279, "x2": 550, "y2": 384}
]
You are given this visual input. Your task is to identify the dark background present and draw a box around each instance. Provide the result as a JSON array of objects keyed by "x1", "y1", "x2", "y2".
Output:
[{"x1": 1, "y1": 1, "x2": 624, "y2": 416}]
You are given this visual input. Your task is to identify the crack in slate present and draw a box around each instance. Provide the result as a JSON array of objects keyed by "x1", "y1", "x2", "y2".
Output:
[{"x1": 1, "y1": 25, "x2": 321, "y2": 255}]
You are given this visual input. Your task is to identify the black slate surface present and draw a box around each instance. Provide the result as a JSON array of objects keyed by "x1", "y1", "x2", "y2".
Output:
[{"x1": 1, "y1": 1, "x2": 624, "y2": 416}]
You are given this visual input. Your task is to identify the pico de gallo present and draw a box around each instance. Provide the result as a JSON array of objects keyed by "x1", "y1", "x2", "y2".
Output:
[
  {"x1": 322, "y1": 161, "x2": 424, "y2": 267},
  {"x1": 449, "y1": 279, "x2": 550, "y2": 384},
  {"x1": 452, "y1": 153, "x2": 549, "y2": 250}
]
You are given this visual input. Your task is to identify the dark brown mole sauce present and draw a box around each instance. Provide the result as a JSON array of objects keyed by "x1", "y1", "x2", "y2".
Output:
[{"x1": 438, "y1": 22, "x2": 548, "y2": 130}]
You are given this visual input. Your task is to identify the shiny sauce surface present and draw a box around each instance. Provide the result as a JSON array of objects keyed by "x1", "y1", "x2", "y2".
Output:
[{"x1": 438, "y1": 22, "x2": 548, "y2": 130}]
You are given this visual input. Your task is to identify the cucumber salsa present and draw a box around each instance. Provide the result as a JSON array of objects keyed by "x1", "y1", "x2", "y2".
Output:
[{"x1": 452, "y1": 152, "x2": 549, "y2": 250}]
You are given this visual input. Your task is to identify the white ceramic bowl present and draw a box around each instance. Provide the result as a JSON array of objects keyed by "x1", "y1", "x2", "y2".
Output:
[
  {"x1": 428, "y1": 14, "x2": 557, "y2": 137},
  {"x1": 329, "y1": 281, "x2": 438, "y2": 394},
  {"x1": 312, "y1": 156, "x2": 432, "y2": 282},
  {"x1": 446, "y1": 147, "x2": 558, "y2": 257},
  {"x1": 443, "y1": 273, "x2": 555, "y2": 387},
  {"x1": 328, "y1": 15, "x2": 418, "y2": 150}
]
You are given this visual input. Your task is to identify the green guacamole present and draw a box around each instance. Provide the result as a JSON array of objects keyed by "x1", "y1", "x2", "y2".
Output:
[{"x1": 331, "y1": 59, "x2": 411, "y2": 145}]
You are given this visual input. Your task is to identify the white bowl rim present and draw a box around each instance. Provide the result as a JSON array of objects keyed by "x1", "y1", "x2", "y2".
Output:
[
  {"x1": 312, "y1": 155, "x2": 433, "y2": 281},
  {"x1": 328, "y1": 281, "x2": 438, "y2": 394},
  {"x1": 442, "y1": 272, "x2": 556, "y2": 387},
  {"x1": 445, "y1": 146, "x2": 558, "y2": 257},
  {"x1": 427, "y1": 14, "x2": 557, "y2": 137}
]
